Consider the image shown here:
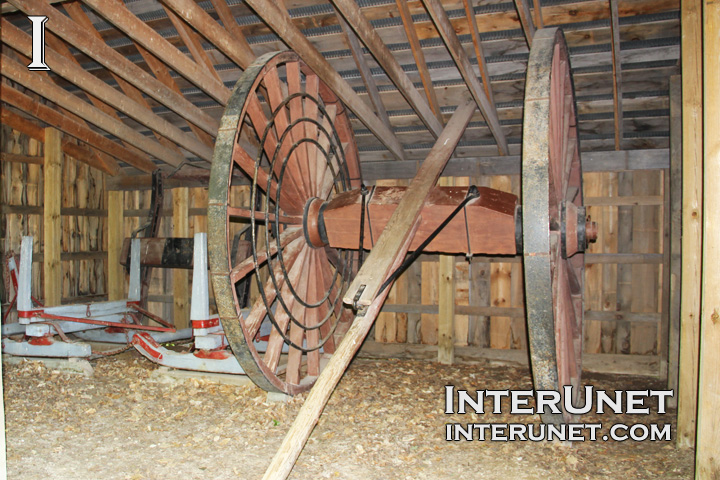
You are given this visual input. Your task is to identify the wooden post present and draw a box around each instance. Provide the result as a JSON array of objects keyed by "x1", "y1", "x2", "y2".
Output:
[
  {"x1": 43, "y1": 127, "x2": 62, "y2": 306},
  {"x1": 173, "y1": 187, "x2": 190, "y2": 329},
  {"x1": 489, "y1": 175, "x2": 512, "y2": 349},
  {"x1": 677, "y1": 0, "x2": 703, "y2": 449},
  {"x1": 438, "y1": 176, "x2": 455, "y2": 364},
  {"x1": 107, "y1": 191, "x2": 125, "y2": 301},
  {"x1": 696, "y1": 0, "x2": 720, "y2": 475},
  {"x1": 667, "y1": 75, "x2": 682, "y2": 404}
]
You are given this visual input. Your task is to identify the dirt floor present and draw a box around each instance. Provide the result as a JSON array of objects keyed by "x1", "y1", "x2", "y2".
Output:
[{"x1": 3, "y1": 351, "x2": 694, "y2": 480}]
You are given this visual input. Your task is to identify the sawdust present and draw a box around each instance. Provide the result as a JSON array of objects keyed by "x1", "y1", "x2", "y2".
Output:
[{"x1": 3, "y1": 353, "x2": 693, "y2": 479}]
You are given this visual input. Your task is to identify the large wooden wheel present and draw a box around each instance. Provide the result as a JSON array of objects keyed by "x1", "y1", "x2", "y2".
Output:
[
  {"x1": 522, "y1": 28, "x2": 594, "y2": 424},
  {"x1": 208, "y1": 51, "x2": 361, "y2": 395}
]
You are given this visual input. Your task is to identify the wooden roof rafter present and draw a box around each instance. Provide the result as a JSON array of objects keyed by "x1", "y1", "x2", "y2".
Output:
[
  {"x1": 513, "y1": 0, "x2": 537, "y2": 47},
  {"x1": 1, "y1": 53, "x2": 180, "y2": 169},
  {"x1": 461, "y1": 0, "x2": 495, "y2": 106},
  {"x1": 330, "y1": 0, "x2": 444, "y2": 138},
  {"x1": 421, "y1": 0, "x2": 509, "y2": 156},
  {"x1": 231, "y1": 0, "x2": 406, "y2": 161},
  {"x1": 336, "y1": 12, "x2": 393, "y2": 133},
  {"x1": 394, "y1": 0, "x2": 444, "y2": 125},
  {"x1": 6, "y1": 0, "x2": 219, "y2": 137},
  {"x1": 1, "y1": 19, "x2": 212, "y2": 163},
  {"x1": 62, "y1": 1, "x2": 185, "y2": 157}
]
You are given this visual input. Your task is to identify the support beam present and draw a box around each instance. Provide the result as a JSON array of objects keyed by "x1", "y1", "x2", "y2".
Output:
[
  {"x1": 81, "y1": 0, "x2": 230, "y2": 105},
  {"x1": 667, "y1": 75, "x2": 682, "y2": 405},
  {"x1": 6, "y1": 0, "x2": 219, "y2": 136},
  {"x1": 696, "y1": 1, "x2": 720, "y2": 476},
  {"x1": 461, "y1": 0, "x2": 495, "y2": 105},
  {"x1": 107, "y1": 191, "x2": 125, "y2": 301},
  {"x1": 1, "y1": 55, "x2": 182, "y2": 169},
  {"x1": 337, "y1": 13, "x2": 393, "y2": 132},
  {"x1": 208, "y1": 0, "x2": 254, "y2": 55},
  {"x1": 1, "y1": 20, "x2": 213, "y2": 163},
  {"x1": 532, "y1": 0, "x2": 544, "y2": 28},
  {"x1": 438, "y1": 194, "x2": 455, "y2": 364},
  {"x1": 43, "y1": 128, "x2": 62, "y2": 307},
  {"x1": 609, "y1": 0, "x2": 624, "y2": 150},
  {"x1": 513, "y1": 0, "x2": 536, "y2": 47},
  {"x1": 421, "y1": 0, "x2": 508, "y2": 155},
  {"x1": 0, "y1": 109, "x2": 104, "y2": 172},
  {"x1": 240, "y1": 0, "x2": 405, "y2": 161},
  {"x1": 330, "y1": 0, "x2": 443, "y2": 137},
  {"x1": 0, "y1": 85, "x2": 151, "y2": 173},
  {"x1": 677, "y1": 0, "x2": 702, "y2": 450},
  {"x1": 395, "y1": 0, "x2": 444, "y2": 124},
  {"x1": 172, "y1": 188, "x2": 190, "y2": 329},
  {"x1": 345, "y1": 100, "x2": 477, "y2": 308}
]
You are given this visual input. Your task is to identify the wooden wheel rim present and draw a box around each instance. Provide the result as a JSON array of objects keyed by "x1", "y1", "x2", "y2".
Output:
[
  {"x1": 208, "y1": 51, "x2": 360, "y2": 394},
  {"x1": 522, "y1": 28, "x2": 584, "y2": 424}
]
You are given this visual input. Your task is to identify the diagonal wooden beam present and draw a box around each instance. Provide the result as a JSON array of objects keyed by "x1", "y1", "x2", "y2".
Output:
[
  {"x1": 6, "y1": 0, "x2": 219, "y2": 137},
  {"x1": 62, "y1": 1, "x2": 185, "y2": 156},
  {"x1": 336, "y1": 12, "x2": 392, "y2": 132},
  {"x1": 330, "y1": 0, "x2": 443, "y2": 138},
  {"x1": 345, "y1": 99, "x2": 477, "y2": 308},
  {"x1": 162, "y1": 5, "x2": 222, "y2": 82},
  {"x1": 609, "y1": 0, "x2": 624, "y2": 150},
  {"x1": 80, "y1": 0, "x2": 230, "y2": 105},
  {"x1": 160, "y1": 0, "x2": 256, "y2": 69},
  {"x1": 513, "y1": 0, "x2": 537, "y2": 47},
  {"x1": 533, "y1": 0, "x2": 544, "y2": 28},
  {"x1": 421, "y1": 0, "x2": 509, "y2": 155},
  {"x1": 1, "y1": 20, "x2": 213, "y2": 163},
  {"x1": 135, "y1": 44, "x2": 215, "y2": 149},
  {"x1": 214, "y1": 0, "x2": 405, "y2": 161},
  {"x1": 0, "y1": 108, "x2": 118, "y2": 175},
  {"x1": 395, "y1": 0, "x2": 444, "y2": 125},
  {"x1": 461, "y1": 0, "x2": 495, "y2": 106},
  {"x1": 208, "y1": 0, "x2": 254, "y2": 54},
  {"x1": 1, "y1": 54, "x2": 180, "y2": 169},
  {"x1": 0, "y1": 86, "x2": 152, "y2": 173}
]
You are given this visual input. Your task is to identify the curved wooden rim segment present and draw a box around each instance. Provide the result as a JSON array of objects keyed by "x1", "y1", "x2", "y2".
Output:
[
  {"x1": 208, "y1": 51, "x2": 360, "y2": 395},
  {"x1": 522, "y1": 27, "x2": 584, "y2": 425}
]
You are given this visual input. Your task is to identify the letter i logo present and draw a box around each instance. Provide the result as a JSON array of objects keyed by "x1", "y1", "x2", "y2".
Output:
[{"x1": 27, "y1": 15, "x2": 50, "y2": 71}]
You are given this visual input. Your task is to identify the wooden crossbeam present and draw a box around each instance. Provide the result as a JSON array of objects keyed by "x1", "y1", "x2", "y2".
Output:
[
  {"x1": 81, "y1": 0, "x2": 230, "y2": 105},
  {"x1": 1, "y1": 57, "x2": 170, "y2": 171},
  {"x1": 421, "y1": 0, "x2": 509, "y2": 155},
  {"x1": 240, "y1": 0, "x2": 405, "y2": 161},
  {"x1": 395, "y1": 0, "x2": 444, "y2": 124},
  {"x1": 0, "y1": 86, "x2": 153, "y2": 173},
  {"x1": 461, "y1": 0, "x2": 495, "y2": 105},
  {"x1": 609, "y1": 0, "x2": 624, "y2": 150},
  {"x1": 207, "y1": 0, "x2": 255, "y2": 55},
  {"x1": 1, "y1": 20, "x2": 211, "y2": 163},
  {"x1": 331, "y1": 0, "x2": 443, "y2": 138},
  {"x1": 336, "y1": 12, "x2": 393, "y2": 132},
  {"x1": 0, "y1": 109, "x2": 112, "y2": 173},
  {"x1": 6, "y1": 0, "x2": 219, "y2": 137},
  {"x1": 513, "y1": 0, "x2": 537, "y2": 47}
]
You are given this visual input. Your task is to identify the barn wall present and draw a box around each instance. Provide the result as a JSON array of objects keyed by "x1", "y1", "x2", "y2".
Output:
[
  {"x1": 1, "y1": 127, "x2": 107, "y2": 314},
  {"x1": 372, "y1": 170, "x2": 667, "y2": 363}
]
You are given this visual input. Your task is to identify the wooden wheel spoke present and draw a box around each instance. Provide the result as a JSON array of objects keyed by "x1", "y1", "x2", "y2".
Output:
[
  {"x1": 246, "y1": 92, "x2": 305, "y2": 210},
  {"x1": 244, "y1": 238, "x2": 305, "y2": 339},
  {"x1": 286, "y1": 61, "x2": 314, "y2": 196},
  {"x1": 229, "y1": 228, "x2": 302, "y2": 283},
  {"x1": 304, "y1": 249, "x2": 322, "y2": 375},
  {"x1": 285, "y1": 247, "x2": 313, "y2": 385},
  {"x1": 317, "y1": 105, "x2": 340, "y2": 200},
  {"x1": 305, "y1": 74, "x2": 321, "y2": 196},
  {"x1": 264, "y1": 66, "x2": 311, "y2": 200}
]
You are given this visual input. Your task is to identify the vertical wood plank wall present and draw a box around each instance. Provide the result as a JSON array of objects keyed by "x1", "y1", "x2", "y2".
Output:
[{"x1": 1, "y1": 126, "x2": 670, "y2": 371}]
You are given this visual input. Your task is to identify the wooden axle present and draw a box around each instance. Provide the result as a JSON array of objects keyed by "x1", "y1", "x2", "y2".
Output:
[{"x1": 303, "y1": 185, "x2": 596, "y2": 257}]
